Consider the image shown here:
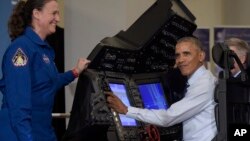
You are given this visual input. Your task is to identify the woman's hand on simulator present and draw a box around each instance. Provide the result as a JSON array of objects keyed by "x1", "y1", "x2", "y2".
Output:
[
  {"x1": 105, "y1": 91, "x2": 128, "y2": 114},
  {"x1": 74, "y1": 58, "x2": 91, "y2": 74}
]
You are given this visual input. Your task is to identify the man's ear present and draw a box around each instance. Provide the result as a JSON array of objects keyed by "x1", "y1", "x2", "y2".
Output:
[
  {"x1": 199, "y1": 51, "x2": 205, "y2": 62},
  {"x1": 240, "y1": 55, "x2": 247, "y2": 64}
]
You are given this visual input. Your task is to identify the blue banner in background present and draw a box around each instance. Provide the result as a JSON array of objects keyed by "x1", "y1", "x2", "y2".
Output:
[
  {"x1": 0, "y1": 0, "x2": 15, "y2": 109},
  {"x1": 214, "y1": 27, "x2": 250, "y2": 44}
]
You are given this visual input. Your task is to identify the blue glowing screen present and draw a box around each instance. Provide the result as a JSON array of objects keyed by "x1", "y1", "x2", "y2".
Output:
[
  {"x1": 109, "y1": 83, "x2": 137, "y2": 126},
  {"x1": 138, "y1": 83, "x2": 168, "y2": 109}
]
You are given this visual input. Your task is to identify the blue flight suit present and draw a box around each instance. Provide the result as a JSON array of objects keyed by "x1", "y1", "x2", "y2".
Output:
[{"x1": 0, "y1": 27, "x2": 76, "y2": 141}]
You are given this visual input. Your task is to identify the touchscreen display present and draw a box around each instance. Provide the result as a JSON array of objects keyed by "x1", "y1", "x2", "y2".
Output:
[
  {"x1": 138, "y1": 83, "x2": 168, "y2": 109},
  {"x1": 109, "y1": 83, "x2": 137, "y2": 126}
]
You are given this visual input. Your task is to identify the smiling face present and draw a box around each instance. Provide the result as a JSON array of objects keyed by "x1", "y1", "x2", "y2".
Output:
[
  {"x1": 175, "y1": 40, "x2": 205, "y2": 77},
  {"x1": 32, "y1": 0, "x2": 60, "y2": 39}
]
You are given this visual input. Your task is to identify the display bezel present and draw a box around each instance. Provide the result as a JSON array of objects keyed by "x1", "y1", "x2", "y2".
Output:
[
  {"x1": 134, "y1": 76, "x2": 171, "y2": 109},
  {"x1": 137, "y1": 82, "x2": 169, "y2": 110}
]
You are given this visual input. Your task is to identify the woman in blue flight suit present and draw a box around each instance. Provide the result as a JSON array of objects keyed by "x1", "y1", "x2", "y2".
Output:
[{"x1": 0, "y1": 0, "x2": 90, "y2": 141}]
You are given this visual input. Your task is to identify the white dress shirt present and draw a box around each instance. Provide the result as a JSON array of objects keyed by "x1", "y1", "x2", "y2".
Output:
[{"x1": 126, "y1": 65, "x2": 218, "y2": 141}]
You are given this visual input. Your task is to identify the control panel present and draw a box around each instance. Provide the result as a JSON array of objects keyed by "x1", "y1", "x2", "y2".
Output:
[
  {"x1": 88, "y1": 14, "x2": 196, "y2": 74},
  {"x1": 63, "y1": 0, "x2": 196, "y2": 141}
]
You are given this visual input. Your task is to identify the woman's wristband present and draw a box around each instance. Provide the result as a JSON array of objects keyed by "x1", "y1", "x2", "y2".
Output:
[{"x1": 72, "y1": 68, "x2": 79, "y2": 78}]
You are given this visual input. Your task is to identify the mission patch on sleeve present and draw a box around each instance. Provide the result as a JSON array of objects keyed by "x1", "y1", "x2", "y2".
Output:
[{"x1": 12, "y1": 48, "x2": 28, "y2": 67}]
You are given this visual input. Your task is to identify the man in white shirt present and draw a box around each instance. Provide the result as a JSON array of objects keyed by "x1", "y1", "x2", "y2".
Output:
[
  {"x1": 224, "y1": 37, "x2": 250, "y2": 78},
  {"x1": 107, "y1": 36, "x2": 217, "y2": 141}
]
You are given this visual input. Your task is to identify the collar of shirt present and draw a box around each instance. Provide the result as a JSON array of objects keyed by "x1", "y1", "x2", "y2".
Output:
[
  {"x1": 233, "y1": 71, "x2": 241, "y2": 78},
  {"x1": 24, "y1": 26, "x2": 51, "y2": 48},
  {"x1": 187, "y1": 65, "x2": 206, "y2": 86}
]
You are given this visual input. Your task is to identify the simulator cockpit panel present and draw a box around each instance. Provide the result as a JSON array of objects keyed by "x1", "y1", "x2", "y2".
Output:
[{"x1": 63, "y1": 0, "x2": 196, "y2": 141}]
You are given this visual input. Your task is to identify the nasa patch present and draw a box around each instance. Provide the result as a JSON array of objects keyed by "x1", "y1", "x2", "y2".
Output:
[
  {"x1": 43, "y1": 54, "x2": 50, "y2": 64},
  {"x1": 12, "y1": 48, "x2": 28, "y2": 67}
]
